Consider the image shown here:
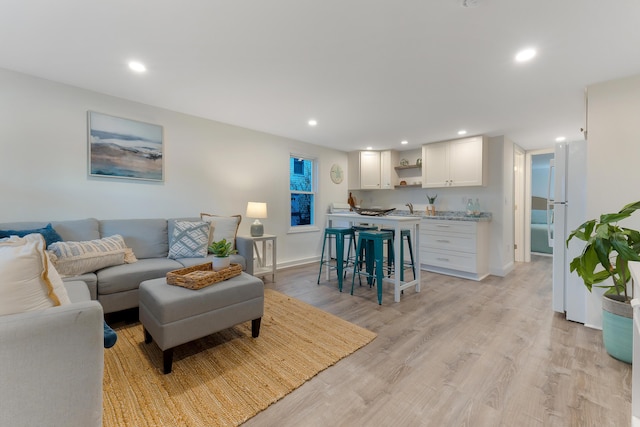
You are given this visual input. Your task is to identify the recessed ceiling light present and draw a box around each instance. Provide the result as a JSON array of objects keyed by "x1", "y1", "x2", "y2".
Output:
[
  {"x1": 515, "y1": 48, "x2": 536, "y2": 63},
  {"x1": 458, "y1": 130, "x2": 467, "y2": 135},
  {"x1": 401, "y1": 140, "x2": 408, "y2": 145},
  {"x1": 308, "y1": 119, "x2": 317, "y2": 126},
  {"x1": 366, "y1": 146, "x2": 373, "y2": 150},
  {"x1": 128, "y1": 61, "x2": 147, "y2": 73},
  {"x1": 555, "y1": 136, "x2": 566, "y2": 142}
]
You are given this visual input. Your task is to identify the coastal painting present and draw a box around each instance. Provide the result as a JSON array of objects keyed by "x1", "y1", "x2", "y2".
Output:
[{"x1": 88, "y1": 111, "x2": 163, "y2": 181}]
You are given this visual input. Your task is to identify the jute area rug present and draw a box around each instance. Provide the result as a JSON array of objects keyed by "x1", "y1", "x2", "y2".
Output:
[{"x1": 103, "y1": 289, "x2": 376, "y2": 426}]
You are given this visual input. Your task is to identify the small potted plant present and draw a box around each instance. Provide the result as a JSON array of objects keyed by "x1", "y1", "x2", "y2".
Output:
[
  {"x1": 208, "y1": 238, "x2": 237, "y2": 271},
  {"x1": 426, "y1": 193, "x2": 437, "y2": 216},
  {"x1": 566, "y1": 200, "x2": 640, "y2": 363}
]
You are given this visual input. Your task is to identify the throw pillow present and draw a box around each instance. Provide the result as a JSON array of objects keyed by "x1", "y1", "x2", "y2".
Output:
[
  {"x1": 0, "y1": 234, "x2": 71, "y2": 316},
  {"x1": 200, "y1": 213, "x2": 242, "y2": 251},
  {"x1": 0, "y1": 223, "x2": 63, "y2": 248},
  {"x1": 168, "y1": 220, "x2": 210, "y2": 259},
  {"x1": 47, "y1": 234, "x2": 133, "y2": 277}
]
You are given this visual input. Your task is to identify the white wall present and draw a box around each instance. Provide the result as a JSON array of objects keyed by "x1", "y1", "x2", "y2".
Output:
[
  {"x1": 585, "y1": 73, "x2": 640, "y2": 328},
  {"x1": 351, "y1": 136, "x2": 515, "y2": 277},
  {"x1": 0, "y1": 68, "x2": 349, "y2": 268}
]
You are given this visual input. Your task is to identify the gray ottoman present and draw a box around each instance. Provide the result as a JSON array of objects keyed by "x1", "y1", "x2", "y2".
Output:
[{"x1": 139, "y1": 272, "x2": 264, "y2": 373}]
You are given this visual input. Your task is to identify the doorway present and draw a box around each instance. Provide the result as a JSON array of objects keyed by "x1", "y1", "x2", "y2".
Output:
[{"x1": 523, "y1": 148, "x2": 554, "y2": 262}]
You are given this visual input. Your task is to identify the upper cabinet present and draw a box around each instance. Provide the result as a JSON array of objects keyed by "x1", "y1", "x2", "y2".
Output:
[
  {"x1": 348, "y1": 150, "x2": 398, "y2": 190},
  {"x1": 422, "y1": 136, "x2": 488, "y2": 188}
]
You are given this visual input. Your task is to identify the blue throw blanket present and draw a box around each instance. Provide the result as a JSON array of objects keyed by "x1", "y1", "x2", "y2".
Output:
[{"x1": 104, "y1": 321, "x2": 117, "y2": 348}]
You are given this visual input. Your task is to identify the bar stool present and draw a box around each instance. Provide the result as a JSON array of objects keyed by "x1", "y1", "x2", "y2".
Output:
[
  {"x1": 351, "y1": 230, "x2": 393, "y2": 305},
  {"x1": 317, "y1": 227, "x2": 356, "y2": 292},
  {"x1": 381, "y1": 228, "x2": 416, "y2": 281},
  {"x1": 351, "y1": 225, "x2": 377, "y2": 278}
]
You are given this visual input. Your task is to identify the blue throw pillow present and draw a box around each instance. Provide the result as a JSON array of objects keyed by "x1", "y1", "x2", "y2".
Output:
[{"x1": 0, "y1": 223, "x2": 63, "y2": 247}]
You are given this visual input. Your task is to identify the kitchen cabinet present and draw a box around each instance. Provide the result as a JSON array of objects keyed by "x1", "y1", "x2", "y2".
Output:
[
  {"x1": 348, "y1": 150, "x2": 397, "y2": 190},
  {"x1": 422, "y1": 136, "x2": 488, "y2": 188},
  {"x1": 419, "y1": 218, "x2": 490, "y2": 280}
]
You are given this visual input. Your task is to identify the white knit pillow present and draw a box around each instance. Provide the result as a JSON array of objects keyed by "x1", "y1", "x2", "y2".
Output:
[
  {"x1": 0, "y1": 234, "x2": 71, "y2": 316},
  {"x1": 200, "y1": 213, "x2": 241, "y2": 251}
]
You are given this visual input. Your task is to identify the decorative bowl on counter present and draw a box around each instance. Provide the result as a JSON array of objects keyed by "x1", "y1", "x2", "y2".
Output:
[{"x1": 353, "y1": 207, "x2": 396, "y2": 216}]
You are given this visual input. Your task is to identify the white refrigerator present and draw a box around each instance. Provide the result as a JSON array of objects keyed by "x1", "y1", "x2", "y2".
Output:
[{"x1": 550, "y1": 140, "x2": 588, "y2": 323}]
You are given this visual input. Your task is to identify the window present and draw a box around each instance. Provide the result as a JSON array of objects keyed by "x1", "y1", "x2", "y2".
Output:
[
  {"x1": 290, "y1": 155, "x2": 315, "y2": 227},
  {"x1": 293, "y1": 158, "x2": 305, "y2": 175}
]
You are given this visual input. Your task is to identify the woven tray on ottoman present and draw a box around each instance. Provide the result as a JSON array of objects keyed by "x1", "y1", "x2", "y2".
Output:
[{"x1": 166, "y1": 262, "x2": 243, "y2": 290}]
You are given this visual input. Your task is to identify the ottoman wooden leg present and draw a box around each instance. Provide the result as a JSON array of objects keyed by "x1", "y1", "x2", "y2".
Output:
[
  {"x1": 252, "y1": 318, "x2": 262, "y2": 338},
  {"x1": 143, "y1": 327, "x2": 152, "y2": 344},
  {"x1": 163, "y1": 348, "x2": 174, "y2": 374}
]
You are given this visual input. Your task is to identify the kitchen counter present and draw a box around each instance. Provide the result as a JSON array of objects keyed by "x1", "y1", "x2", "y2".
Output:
[
  {"x1": 391, "y1": 210, "x2": 492, "y2": 222},
  {"x1": 422, "y1": 210, "x2": 492, "y2": 222}
]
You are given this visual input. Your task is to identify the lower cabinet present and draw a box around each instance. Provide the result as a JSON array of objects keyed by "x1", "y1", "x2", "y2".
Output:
[{"x1": 419, "y1": 219, "x2": 490, "y2": 280}]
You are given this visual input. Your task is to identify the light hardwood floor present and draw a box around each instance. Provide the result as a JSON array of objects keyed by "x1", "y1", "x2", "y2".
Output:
[{"x1": 243, "y1": 255, "x2": 631, "y2": 427}]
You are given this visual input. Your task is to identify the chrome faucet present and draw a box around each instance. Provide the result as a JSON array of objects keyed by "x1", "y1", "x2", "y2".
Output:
[{"x1": 405, "y1": 203, "x2": 414, "y2": 214}]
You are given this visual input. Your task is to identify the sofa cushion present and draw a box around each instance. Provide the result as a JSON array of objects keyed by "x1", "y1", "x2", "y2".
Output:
[
  {"x1": 167, "y1": 220, "x2": 210, "y2": 259},
  {"x1": 51, "y1": 218, "x2": 101, "y2": 241},
  {"x1": 100, "y1": 219, "x2": 168, "y2": 259},
  {"x1": 200, "y1": 213, "x2": 242, "y2": 251},
  {"x1": 0, "y1": 234, "x2": 71, "y2": 316},
  {"x1": 0, "y1": 223, "x2": 62, "y2": 247},
  {"x1": 96, "y1": 258, "x2": 183, "y2": 295},
  {"x1": 47, "y1": 235, "x2": 131, "y2": 277}
]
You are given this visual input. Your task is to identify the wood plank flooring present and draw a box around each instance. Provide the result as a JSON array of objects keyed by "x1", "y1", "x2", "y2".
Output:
[{"x1": 243, "y1": 256, "x2": 631, "y2": 427}]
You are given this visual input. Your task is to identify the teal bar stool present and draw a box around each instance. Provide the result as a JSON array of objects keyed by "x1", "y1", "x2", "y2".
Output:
[
  {"x1": 317, "y1": 227, "x2": 356, "y2": 292},
  {"x1": 351, "y1": 225, "x2": 377, "y2": 281},
  {"x1": 381, "y1": 228, "x2": 416, "y2": 281},
  {"x1": 351, "y1": 230, "x2": 393, "y2": 305}
]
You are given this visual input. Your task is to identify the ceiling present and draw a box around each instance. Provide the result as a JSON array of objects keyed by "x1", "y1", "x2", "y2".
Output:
[{"x1": 2, "y1": 1, "x2": 640, "y2": 152}]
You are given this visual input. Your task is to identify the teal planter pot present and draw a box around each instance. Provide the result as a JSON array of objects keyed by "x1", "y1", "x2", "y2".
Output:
[{"x1": 602, "y1": 295, "x2": 633, "y2": 364}]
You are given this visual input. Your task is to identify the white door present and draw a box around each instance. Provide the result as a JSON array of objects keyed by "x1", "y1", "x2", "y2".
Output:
[
  {"x1": 552, "y1": 202, "x2": 567, "y2": 313},
  {"x1": 514, "y1": 149, "x2": 525, "y2": 262}
]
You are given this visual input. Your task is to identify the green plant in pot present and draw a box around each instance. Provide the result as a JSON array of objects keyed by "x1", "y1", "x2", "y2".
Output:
[
  {"x1": 566, "y1": 200, "x2": 640, "y2": 364},
  {"x1": 209, "y1": 239, "x2": 237, "y2": 271}
]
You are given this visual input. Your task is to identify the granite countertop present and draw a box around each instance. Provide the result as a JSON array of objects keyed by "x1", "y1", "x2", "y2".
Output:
[
  {"x1": 423, "y1": 210, "x2": 492, "y2": 222},
  {"x1": 392, "y1": 210, "x2": 492, "y2": 222}
]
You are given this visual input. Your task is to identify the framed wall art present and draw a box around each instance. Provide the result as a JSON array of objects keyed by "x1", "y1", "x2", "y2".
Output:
[{"x1": 88, "y1": 111, "x2": 164, "y2": 181}]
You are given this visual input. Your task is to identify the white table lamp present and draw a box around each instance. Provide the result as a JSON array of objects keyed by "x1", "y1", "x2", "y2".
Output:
[{"x1": 246, "y1": 202, "x2": 268, "y2": 237}]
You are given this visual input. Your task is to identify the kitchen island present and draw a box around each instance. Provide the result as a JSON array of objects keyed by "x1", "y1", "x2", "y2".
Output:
[{"x1": 326, "y1": 213, "x2": 421, "y2": 302}]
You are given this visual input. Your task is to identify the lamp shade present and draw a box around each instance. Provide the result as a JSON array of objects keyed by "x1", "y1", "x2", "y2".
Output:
[
  {"x1": 246, "y1": 202, "x2": 267, "y2": 237},
  {"x1": 246, "y1": 202, "x2": 267, "y2": 219}
]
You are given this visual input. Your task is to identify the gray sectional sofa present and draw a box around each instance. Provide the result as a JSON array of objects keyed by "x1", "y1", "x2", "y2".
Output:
[
  {"x1": 0, "y1": 279, "x2": 104, "y2": 427},
  {"x1": 0, "y1": 217, "x2": 254, "y2": 314}
]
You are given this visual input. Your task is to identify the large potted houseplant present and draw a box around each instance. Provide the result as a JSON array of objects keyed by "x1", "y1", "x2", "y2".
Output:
[
  {"x1": 209, "y1": 239, "x2": 237, "y2": 271},
  {"x1": 566, "y1": 200, "x2": 640, "y2": 364}
]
